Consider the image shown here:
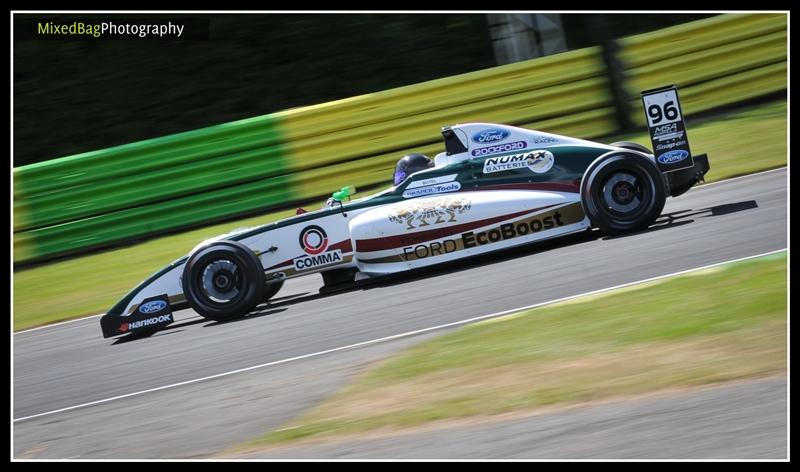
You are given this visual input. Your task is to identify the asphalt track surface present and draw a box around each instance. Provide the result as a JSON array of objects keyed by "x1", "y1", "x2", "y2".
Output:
[
  {"x1": 13, "y1": 168, "x2": 788, "y2": 459},
  {"x1": 241, "y1": 377, "x2": 787, "y2": 460}
]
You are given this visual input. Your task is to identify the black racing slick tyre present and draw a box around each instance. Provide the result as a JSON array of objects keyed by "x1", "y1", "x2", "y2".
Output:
[
  {"x1": 609, "y1": 141, "x2": 653, "y2": 155},
  {"x1": 581, "y1": 152, "x2": 667, "y2": 235},
  {"x1": 182, "y1": 240, "x2": 265, "y2": 321},
  {"x1": 262, "y1": 280, "x2": 284, "y2": 302}
]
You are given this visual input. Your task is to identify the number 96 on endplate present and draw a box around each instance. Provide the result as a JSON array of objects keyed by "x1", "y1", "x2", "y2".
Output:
[{"x1": 641, "y1": 85, "x2": 694, "y2": 173}]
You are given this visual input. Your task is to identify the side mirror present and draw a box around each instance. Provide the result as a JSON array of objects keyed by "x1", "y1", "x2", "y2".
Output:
[{"x1": 331, "y1": 185, "x2": 356, "y2": 202}]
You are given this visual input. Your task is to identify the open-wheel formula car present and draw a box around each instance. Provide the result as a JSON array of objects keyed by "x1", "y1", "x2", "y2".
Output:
[{"x1": 101, "y1": 86, "x2": 709, "y2": 338}]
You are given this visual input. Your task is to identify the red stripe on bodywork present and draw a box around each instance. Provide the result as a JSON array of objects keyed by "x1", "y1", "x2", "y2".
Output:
[
  {"x1": 265, "y1": 239, "x2": 353, "y2": 270},
  {"x1": 329, "y1": 239, "x2": 353, "y2": 253},
  {"x1": 355, "y1": 205, "x2": 556, "y2": 253}
]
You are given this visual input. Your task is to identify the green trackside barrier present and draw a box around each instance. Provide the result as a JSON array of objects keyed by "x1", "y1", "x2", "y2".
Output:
[
  {"x1": 14, "y1": 114, "x2": 284, "y2": 198},
  {"x1": 620, "y1": 14, "x2": 785, "y2": 67},
  {"x1": 13, "y1": 13, "x2": 787, "y2": 264},
  {"x1": 14, "y1": 46, "x2": 613, "y2": 263},
  {"x1": 15, "y1": 143, "x2": 289, "y2": 231},
  {"x1": 275, "y1": 46, "x2": 605, "y2": 141},
  {"x1": 278, "y1": 48, "x2": 612, "y2": 201},
  {"x1": 14, "y1": 115, "x2": 288, "y2": 231},
  {"x1": 13, "y1": 171, "x2": 298, "y2": 262}
]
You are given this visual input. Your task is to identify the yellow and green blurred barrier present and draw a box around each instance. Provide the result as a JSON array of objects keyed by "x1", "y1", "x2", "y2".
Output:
[
  {"x1": 620, "y1": 13, "x2": 787, "y2": 116},
  {"x1": 13, "y1": 13, "x2": 786, "y2": 264}
]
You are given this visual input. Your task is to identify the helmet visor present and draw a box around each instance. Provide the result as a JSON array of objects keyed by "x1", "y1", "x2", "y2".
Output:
[{"x1": 393, "y1": 169, "x2": 407, "y2": 186}]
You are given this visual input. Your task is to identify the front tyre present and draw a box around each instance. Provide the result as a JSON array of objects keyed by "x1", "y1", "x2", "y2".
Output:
[
  {"x1": 581, "y1": 152, "x2": 667, "y2": 235},
  {"x1": 182, "y1": 240, "x2": 265, "y2": 321},
  {"x1": 262, "y1": 280, "x2": 284, "y2": 302}
]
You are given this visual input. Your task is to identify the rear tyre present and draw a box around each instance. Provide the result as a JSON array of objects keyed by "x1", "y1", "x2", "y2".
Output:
[
  {"x1": 610, "y1": 141, "x2": 653, "y2": 155},
  {"x1": 182, "y1": 241, "x2": 265, "y2": 321},
  {"x1": 581, "y1": 152, "x2": 667, "y2": 235}
]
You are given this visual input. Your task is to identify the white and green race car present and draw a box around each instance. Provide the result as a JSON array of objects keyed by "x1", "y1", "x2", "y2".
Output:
[{"x1": 101, "y1": 85, "x2": 709, "y2": 338}]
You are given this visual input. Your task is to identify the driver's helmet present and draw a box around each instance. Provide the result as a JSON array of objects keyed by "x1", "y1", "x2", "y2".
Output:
[{"x1": 393, "y1": 153, "x2": 433, "y2": 186}]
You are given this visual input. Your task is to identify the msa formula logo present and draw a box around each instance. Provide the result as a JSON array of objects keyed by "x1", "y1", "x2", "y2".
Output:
[
  {"x1": 652, "y1": 123, "x2": 684, "y2": 141},
  {"x1": 471, "y1": 128, "x2": 509, "y2": 144},
  {"x1": 483, "y1": 150, "x2": 554, "y2": 174},
  {"x1": 471, "y1": 141, "x2": 526, "y2": 157},
  {"x1": 138, "y1": 299, "x2": 167, "y2": 314},
  {"x1": 299, "y1": 225, "x2": 329, "y2": 255},
  {"x1": 293, "y1": 250, "x2": 343, "y2": 271},
  {"x1": 657, "y1": 149, "x2": 689, "y2": 165},
  {"x1": 402, "y1": 182, "x2": 461, "y2": 199},
  {"x1": 118, "y1": 314, "x2": 173, "y2": 333}
]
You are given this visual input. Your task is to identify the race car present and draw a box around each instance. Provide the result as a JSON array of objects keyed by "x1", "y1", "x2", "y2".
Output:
[{"x1": 101, "y1": 85, "x2": 709, "y2": 338}]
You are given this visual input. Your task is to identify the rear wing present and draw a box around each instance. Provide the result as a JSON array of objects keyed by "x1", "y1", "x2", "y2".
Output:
[{"x1": 642, "y1": 85, "x2": 710, "y2": 197}]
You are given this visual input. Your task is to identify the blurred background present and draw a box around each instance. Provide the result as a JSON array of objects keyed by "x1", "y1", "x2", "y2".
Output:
[
  {"x1": 12, "y1": 12, "x2": 787, "y2": 330},
  {"x1": 14, "y1": 13, "x2": 713, "y2": 167},
  {"x1": 12, "y1": 12, "x2": 788, "y2": 459}
]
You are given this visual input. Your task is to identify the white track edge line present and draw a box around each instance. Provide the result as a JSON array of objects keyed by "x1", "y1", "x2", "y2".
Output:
[
  {"x1": 15, "y1": 312, "x2": 105, "y2": 333},
  {"x1": 691, "y1": 166, "x2": 786, "y2": 190},
  {"x1": 13, "y1": 166, "x2": 787, "y2": 336},
  {"x1": 13, "y1": 248, "x2": 787, "y2": 423}
]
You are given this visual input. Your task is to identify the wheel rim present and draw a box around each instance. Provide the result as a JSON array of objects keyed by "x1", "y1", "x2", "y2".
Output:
[
  {"x1": 597, "y1": 169, "x2": 652, "y2": 218},
  {"x1": 198, "y1": 259, "x2": 243, "y2": 304}
]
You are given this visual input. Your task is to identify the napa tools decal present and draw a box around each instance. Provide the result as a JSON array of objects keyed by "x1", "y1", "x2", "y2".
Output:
[
  {"x1": 641, "y1": 85, "x2": 694, "y2": 173},
  {"x1": 402, "y1": 182, "x2": 461, "y2": 198}
]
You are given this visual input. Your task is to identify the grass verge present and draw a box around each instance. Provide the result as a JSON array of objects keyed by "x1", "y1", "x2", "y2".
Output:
[
  {"x1": 13, "y1": 99, "x2": 787, "y2": 330},
  {"x1": 236, "y1": 251, "x2": 786, "y2": 449}
]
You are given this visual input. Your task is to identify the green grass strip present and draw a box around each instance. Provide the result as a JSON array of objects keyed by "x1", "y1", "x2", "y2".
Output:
[{"x1": 244, "y1": 251, "x2": 786, "y2": 448}]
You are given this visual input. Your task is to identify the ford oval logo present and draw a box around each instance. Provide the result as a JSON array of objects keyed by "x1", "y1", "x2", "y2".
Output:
[
  {"x1": 657, "y1": 150, "x2": 689, "y2": 165},
  {"x1": 139, "y1": 300, "x2": 167, "y2": 314},
  {"x1": 472, "y1": 128, "x2": 509, "y2": 143}
]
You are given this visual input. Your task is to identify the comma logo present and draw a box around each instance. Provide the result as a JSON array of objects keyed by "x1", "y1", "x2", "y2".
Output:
[
  {"x1": 293, "y1": 250, "x2": 343, "y2": 271},
  {"x1": 299, "y1": 225, "x2": 329, "y2": 255}
]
